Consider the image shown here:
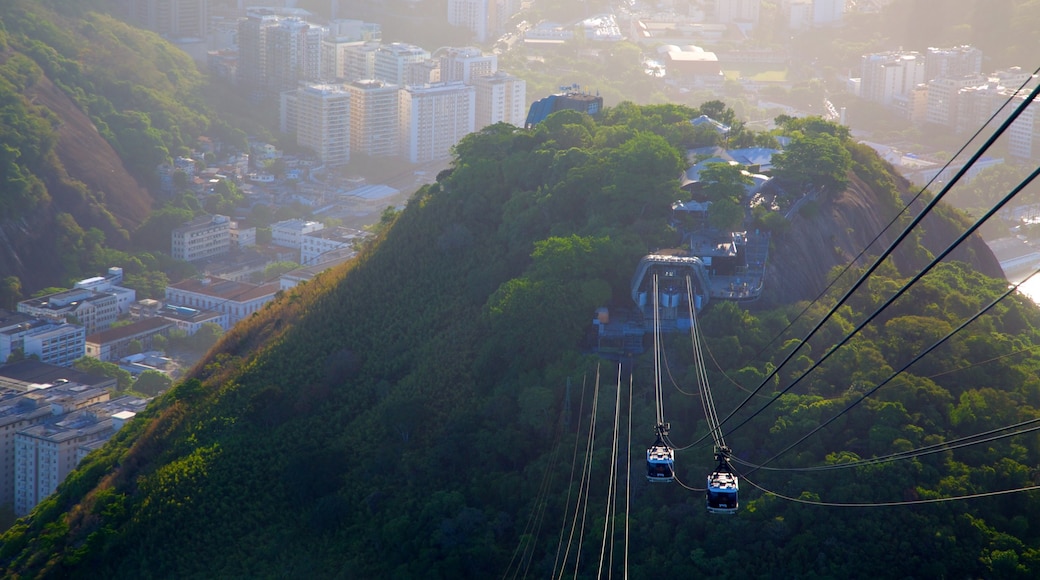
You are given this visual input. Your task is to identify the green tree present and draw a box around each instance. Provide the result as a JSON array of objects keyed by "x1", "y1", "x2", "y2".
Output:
[
  {"x1": 771, "y1": 131, "x2": 852, "y2": 195},
  {"x1": 72, "y1": 357, "x2": 132, "y2": 391},
  {"x1": 0, "y1": 276, "x2": 22, "y2": 310},
  {"x1": 133, "y1": 370, "x2": 171, "y2": 396}
]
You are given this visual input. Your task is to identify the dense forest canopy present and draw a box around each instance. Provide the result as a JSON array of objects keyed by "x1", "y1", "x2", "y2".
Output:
[{"x1": 1, "y1": 97, "x2": 1039, "y2": 578}]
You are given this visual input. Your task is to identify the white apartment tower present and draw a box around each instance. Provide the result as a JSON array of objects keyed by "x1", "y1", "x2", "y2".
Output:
[
  {"x1": 439, "y1": 47, "x2": 497, "y2": 83},
  {"x1": 926, "y1": 75, "x2": 986, "y2": 126},
  {"x1": 237, "y1": 9, "x2": 281, "y2": 96},
  {"x1": 925, "y1": 46, "x2": 983, "y2": 82},
  {"x1": 714, "y1": 0, "x2": 760, "y2": 23},
  {"x1": 374, "y1": 43, "x2": 430, "y2": 85},
  {"x1": 295, "y1": 83, "x2": 352, "y2": 167},
  {"x1": 265, "y1": 18, "x2": 325, "y2": 95},
  {"x1": 860, "y1": 52, "x2": 926, "y2": 105},
  {"x1": 448, "y1": 0, "x2": 490, "y2": 42},
  {"x1": 343, "y1": 41, "x2": 380, "y2": 82},
  {"x1": 400, "y1": 82, "x2": 476, "y2": 163},
  {"x1": 472, "y1": 71, "x2": 526, "y2": 129},
  {"x1": 171, "y1": 214, "x2": 232, "y2": 262},
  {"x1": 812, "y1": 0, "x2": 846, "y2": 26},
  {"x1": 345, "y1": 80, "x2": 401, "y2": 157},
  {"x1": 321, "y1": 19, "x2": 381, "y2": 80}
]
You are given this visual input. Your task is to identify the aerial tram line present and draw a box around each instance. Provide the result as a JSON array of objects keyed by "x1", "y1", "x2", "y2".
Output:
[
  {"x1": 721, "y1": 161, "x2": 1040, "y2": 447},
  {"x1": 714, "y1": 75, "x2": 1040, "y2": 439},
  {"x1": 644, "y1": 272, "x2": 739, "y2": 512},
  {"x1": 737, "y1": 265, "x2": 1040, "y2": 477},
  {"x1": 741, "y1": 473, "x2": 1040, "y2": 509},
  {"x1": 739, "y1": 68, "x2": 1040, "y2": 377},
  {"x1": 645, "y1": 274, "x2": 676, "y2": 484},
  {"x1": 731, "y1": 415, "x2": 1040, "y2": 474},
  {"x1": 684, "y1": 279, "x2": 739, "y2": 513}
]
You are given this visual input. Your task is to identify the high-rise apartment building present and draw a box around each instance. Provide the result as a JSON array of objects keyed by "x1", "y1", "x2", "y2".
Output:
[
  {"x1": 926, "y1": 75, "x2": 987, "y2": 126},
  {"x1": 448, "y1": 0, "x2": 519, "y2": 42},
  {"x1": 114, "y1": 0, "x2": 208, "y2": 38},
  {"x1": 321, "y1": 19, "x2": 381, "y2": 80},
  {"x1": 343, "y1": 41, "x2": 381, "y2": 82},
  {"x1": 14, "y1": 396, "x2": 147, "y2": 516},
  {"x1": 925, "y1": 46, "x2": 983, "y2": 82},
  {"x1": 345, "y1": 80, "x2": 401, "y2": 157},
  {"x1": 374, "y1": 43, "x2": 431, "y2": 85},
  {"x1": 714, "y1": 0, "x2": 760, "y2": 23},
  {"x1": 293, "y1": 83, "x2": 352, "y2": 167},
  {"x1": 439, "y1": 47, "x2": 497, "y2": 83},
  {"x1": 448, "y1": 0, "x2": 491, "y2": 42},
  {"x1": 472, "y1": 71, "x2": 526, "y2": 129},
  {"x1": 265, "y1": 18, "x2": 325, "y2": 95},
  {"x1": 812, "y1": 0, "x2": 846, "y2": 26},
  {"x1": 237, "y1": 9, "x2": 281, "y2": 98},
  {"x1": 399, "y1": 82, "x2": 476, "y2": 163},
  {"x1": 860, "y1": 51, "x2": 925, "y2": 105}
]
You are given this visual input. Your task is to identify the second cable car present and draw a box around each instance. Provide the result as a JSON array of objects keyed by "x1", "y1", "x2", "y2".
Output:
[
  {"x1": 646, "y1": 424, "x2": 674, "y2": 483},
  {"x1": 706, "y1": 449, "x2": 738, "y2": 514}
]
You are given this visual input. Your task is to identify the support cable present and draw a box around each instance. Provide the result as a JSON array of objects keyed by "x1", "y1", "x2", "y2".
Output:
[
  {"x1": 739, "y1": 69, "x2": 1040, "y2": 388},
  {"x1": 717, "y1": 77, "x2": 1040, "y2": 434},
  {"x1": 722, "y1": 160, "x2": 1040, "y2": 442},
  {"x1": 738, "y1": 265, "x2": 1040, "y2": 476},
  {"x1": 742, "y1": 474, "x2": 1040, "y2": 508},
  {"x1": 550, "y1": 374, "x2": 589, "y2": 578}
]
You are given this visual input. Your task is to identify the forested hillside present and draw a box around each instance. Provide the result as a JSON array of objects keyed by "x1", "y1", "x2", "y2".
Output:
[
  {"x1": 0, "y1": 0, "x2": 240, "y2": 290},
  {"x1": 2, "y1": 102, "x2": 1039, "y2": 578}
]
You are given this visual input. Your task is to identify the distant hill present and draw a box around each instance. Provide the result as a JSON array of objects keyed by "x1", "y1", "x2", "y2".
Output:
[
  {"x1": 0, "y1": 0, "x2": 220, "y2": 289},
  {"x1": 3, "y1": 104, "x2": 1038, "y2": 578}
]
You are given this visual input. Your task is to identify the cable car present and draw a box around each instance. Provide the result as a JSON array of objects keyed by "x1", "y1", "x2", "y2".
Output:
[
  {"x1": 646, "y1": 424, "x2": 674, "y2": 483},
  {"x1": 706, "y1": 450, "x2": 738, "y2": 514}
]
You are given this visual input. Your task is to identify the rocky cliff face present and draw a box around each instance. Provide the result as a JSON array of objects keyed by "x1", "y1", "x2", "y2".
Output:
[
  {"x1": 0, "y1": 64, "x2": 152, "y2": 290},
  {"x1": 759, "y1": 172, "x2": 1003, "y2": 308}
]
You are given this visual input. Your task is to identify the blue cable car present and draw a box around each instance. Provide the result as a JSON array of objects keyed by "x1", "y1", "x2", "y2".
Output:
[
  {"x1": 706, "y1": 451, "x2": 738, "y2": 514},
  {"x1": 646, "y1": 424, "x2": 674, "y2": 483}
]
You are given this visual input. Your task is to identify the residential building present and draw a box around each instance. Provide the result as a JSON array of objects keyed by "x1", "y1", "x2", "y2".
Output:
[
  {"x1": 343, "y1": 41, "x2": 380, "y2": 82},
  {"x1": 714, "y1": 0, "x2": 760, "y2": 24},
  {"x1": 860, "y1": 51, "x2": 925, "y2": 105},
  {"x1": 399, "y1": 82, "x2": 476, "y2": 163},
  {"x1": 236, "y1": 9, "x2": 281, "y2": 97},
  {"x1": 0, "y1": 380, "x2": 111, "y2": 511},
  {"x1": 85, "y1": 318, "x2": 173, "y2": 363},
  {"x1": 439, "y1": 47, "x2": 497, "y2": 83},
  {"x1": 165, "y1": 277, "x2": 280, "y2": 329},
  {"x1": 293, "y1": 83, "x2": 352, "y2": 167},
  {"x1": 926, "y1": 75, "x2": 986, "y2": 126},
  {"x1": 813, "y1": 0, "x2": 846, "y2": 26},
  {"x1": 17, "y1": 289, "x2": 118, "y2": 336},
  {"x1": 155, "y1": 304, "x2": 229, "y2": 336},
  {"x1": 321, "y1": 19, "x2": 382, "y2": 80},
  {"x1": 231, "y1": 221, "x2": 257, "y2": 248},
  {"x1": 171, "y1": 214, "x2": 232, "y2": 262},
  {"x1": 265, "y1": 18, "x2": 325, "y2": 95},
  {"x1": 73, "y1": 268, "x2": 136, "y2": 317},
  {"x1": 272, "y1": 219, "x2": 325, "y2": 249},
  {"x1": 1, "y1": 319, "x2": 84, "y2": 366},
  {"x1": 114, "y1": 0, "x2": 208, "y2": 39},
  {"x1": 374, "y1": 43, "x2": 430, "y2": 85},
  {"x1": 345, "y1": 79, "x2": 401, "y2": 157},
  {"x1": 301, "y1": 227, "x2": 365, "y2": 265},
  {"x1": 448, "y1": 0, "x2": 491, "y2": 42},
  {"x1": 925, "y1": 45, "x2": 983, "y2": 81},
  {"x1": 14, "y1": 396, "x2": 148, "y2": 516},
  {"x1": 281, "y1": 248, "x2": 356, "y2": 290},
  {"x1": 472, "y1": 71, "x2": 527, "y2": 128}
]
